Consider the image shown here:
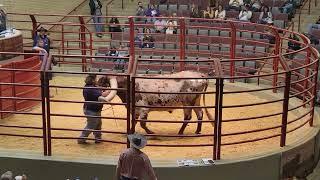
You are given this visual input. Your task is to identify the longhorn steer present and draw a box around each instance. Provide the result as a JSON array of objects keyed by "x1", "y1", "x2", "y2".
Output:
[{"x1": 98, "y1": 71, "x2": 214, "y2": 134}]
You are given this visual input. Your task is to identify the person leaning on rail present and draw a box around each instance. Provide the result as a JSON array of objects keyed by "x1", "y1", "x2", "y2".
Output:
[
  {"x1": 78, "y1": 74, "x2": 113, "y2": 144},
  {"x1": 116, "y1": 133, "x2": 157, "y2": 180}
]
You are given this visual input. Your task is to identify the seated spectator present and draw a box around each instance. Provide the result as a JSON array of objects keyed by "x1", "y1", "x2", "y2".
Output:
[
  {"x1": 135, "y1": 1, "x2": 145, "y2": 21},
  {"x1": 166, "y1": 21, "x2": 175, "y2": 34},
  {"x1": 203, "y1": 6, "x2": 215, "y2": 19},
  {"x1": 190, "y1": 3, "x2": 201, "y2": 19},
  {"x1": 134, "y1": 28, "x2": 144, "y2": 47},
  {"x1": 167, "y1": 13, "x2": 178, "y2": 33},
  {"x1": 238, "y1": 5, "x2": 252, "y2": 21},
  {"x1": 154, "y1": 17, "x2": 167, "y2": 33},
  {"x1": 250, "y1": 0, "x2": 262, "y2": 11},
  {"x1": 116, "y1": 45, "x2": 129, "y2": 70},
  {"x1": 279, "y1": 0, "x2": 295, "y2": 19},
  {"x1": 215, "y1": 4, "x2": 226, "y2": 20},
  {"x1": 145, "y1": 4, "x2": 159, "y2": 22},
  {"x1": 109, "y1": 17, "x2": 121, "y2": 32},
  {"x1": 142, "y1": 28, "x2": 155, "y2": 48},
  {"x1": 1, "y1": 171, "x2": 13, "y2": 180},
  {"x1": 259, "y1": 6, "x2": 273, "y2": 24},
  {"x1": 228, "y1": 0, "x2": 244, "y2": 11}
]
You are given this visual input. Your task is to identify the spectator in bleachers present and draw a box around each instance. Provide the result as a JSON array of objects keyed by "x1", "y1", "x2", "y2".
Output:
[
  {"x1": 142, "y1": 28, "x2": 155, "y2": 48},
  {"x1": 135, "y1": 1, "x2": 145, "y2": 21},
  {"x1": 160, "y1": 0, "x2": 167, "y2": 4},
  {"x1": 145, "y1": 4, "x2": 160, "y2": 22},
  {"x1": 166, "y1": 20, "x2": 175, "y2": 34},
  {"x1": 203, "y1": 6, "x2": 215, "y2": 19},
  {"x1": 154, "y1": 17, "x2": 167, "y2": 33},
  {"x1": 250, "y1": 0, "x2": 262, "y2": 12},
  {"x1": 167, "y1": 13, "x2": 178, "y2": 33},
  {"x1": 1, "y1": 171, "x2": 13, "y2": 180},
  {"x1": 279, "y1": 0, "x2": 295, "y2": 19},
  {"x1": 134, "y1": 28, "x2": 144, "y2": 47},
  {"x1": 109, "y1": 17, "x2": 121, "y2": 32},
  {"x1": 190, "y1": 3, "x2": 201, "y2": 19},
  {"x1": 215, "y1": 4, "x2": 226, "y2": 20},
  {"x1": 238, "y1": 5, "x2": 252, "y2": 21},
  {"x1": 228, "y1": 0, "x2": 244, "y2": 11},
  {"x1": 259, "y1": 6, "x2": 273, "y2": 25},
  {"x1": 116, "y1": 45, "x2": 128, "y2": 70},
  {"x1": 89, "y1": 0, "x2": 103, "y2": 38}
]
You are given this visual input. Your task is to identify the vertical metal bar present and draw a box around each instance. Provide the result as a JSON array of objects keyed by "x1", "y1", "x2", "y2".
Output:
[
  {"x1": 309, "y1": 0, "x2": 311, "y2": 14},
  {"x1": 128, "y1": 17, "x2": 135, "y2": 74},
  {"x1": 179, "y1": 18, "x2": 186, "y2": 71},
  {"x1": 131, "y1": 77, "x2": 136, "y2": 134},
  {"x1": 229, "y1": 22, "x2": 236, "y2": 83},
  {"x1": 122, "y1": 0, "x2": 124, "y2": 9},
  {"x1": 12, "y1": 63, "x2": 17, "y2": 111},
  {"x1": 126, "y1": 75, "x2": 131, "y2": 148},
  {"x1": 40, "y1": 70, "x2": 48, "y2": 156},
  {"x1": 79, "y1": 16, "x2": 87, "y2": 72},
  {"x1": 280, "y1": 71, "x2": 291, "y2": 147},
  {"x1": 303, "y1": 49, "x2": 311, "y2": 107},
  {"x1": 213, "y1": 78, "x2": 220, "y2": 160},
  {"x1": 310, "y1": 48, "x2": 319, "y2": 126},
  {"x1": 216, "y1": 78, "x2": 224, "y2": 160},
  {"x1": 0, "y1": 68, "x2": 2, "y2": 119},
  {"x1": 271, "y1": 28, "x2": 280, "y2": 93},
  {"x1": 45, "y1": 71, "x2": 52, "y2": 156},
  {"x1": 61, "y1": 24, "x2": 65, "y2": 62}
]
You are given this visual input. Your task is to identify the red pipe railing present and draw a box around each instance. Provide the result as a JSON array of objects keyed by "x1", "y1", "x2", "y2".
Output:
[{"x1": 0, "y1": 13, "x2": 319, "y2": 160}]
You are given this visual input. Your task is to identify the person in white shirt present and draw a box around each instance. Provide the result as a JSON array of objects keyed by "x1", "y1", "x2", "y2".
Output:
[
  {"x1": 154, "y1": 17, "x2": 167, "y2": 33},
  {"x1": 215, "y1": 5, "x2": 226, "y2": 20},
  {"x1": 228, "y1": 0, "x2": 243, "y2": 11},
  {"x1": 166, "y1": 21, "x2": 175, "y2": 34},
  {"x1": 238, "y1": 6, "x2": 252, "y2": 21}
]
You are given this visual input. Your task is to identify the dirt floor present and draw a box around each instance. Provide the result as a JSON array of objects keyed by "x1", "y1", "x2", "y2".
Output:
[{"x1": 0, "y1": 74, "x2": 313, "y2": 160}]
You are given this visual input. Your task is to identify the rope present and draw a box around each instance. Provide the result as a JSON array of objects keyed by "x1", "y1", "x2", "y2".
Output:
[{"x1": 102, "y1": 105, "x2": 118, "y2": 128}]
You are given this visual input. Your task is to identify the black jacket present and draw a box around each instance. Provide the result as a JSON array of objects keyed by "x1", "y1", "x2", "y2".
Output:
[{"x1": 89, "y1": 0, "x2": 102, "y2": 15}]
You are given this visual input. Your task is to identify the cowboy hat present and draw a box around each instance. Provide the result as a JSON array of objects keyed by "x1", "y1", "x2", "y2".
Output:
[
  {"x1": 37, "y1": 27, "x2": 48, "y2": 32},
  {"x1": 128, "y1": 133, "x2": 147, "y2": 149}
]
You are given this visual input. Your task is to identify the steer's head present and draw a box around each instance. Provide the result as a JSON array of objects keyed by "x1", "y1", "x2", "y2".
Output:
[{"x1": 97, "y1": 76, "x2": 128, "y2": 103}]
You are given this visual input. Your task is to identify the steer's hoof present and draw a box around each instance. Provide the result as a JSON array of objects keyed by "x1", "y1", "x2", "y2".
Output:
[
  {"x1": 195, "y1": 131, "x2": 201, "y2": 134},
  {"x1": 146, "y1": 130, "x2": 155, "y2": 134}
]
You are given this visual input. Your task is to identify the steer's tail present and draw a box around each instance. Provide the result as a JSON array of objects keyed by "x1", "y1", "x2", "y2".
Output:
[{"x1": 203, "y1": 82, "x2": 215, "y2": 126}]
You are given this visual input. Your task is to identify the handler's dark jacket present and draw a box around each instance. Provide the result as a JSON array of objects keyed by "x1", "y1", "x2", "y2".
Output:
[{"x1": 83, "y1": 85, "x2": 103, "y2": 112}]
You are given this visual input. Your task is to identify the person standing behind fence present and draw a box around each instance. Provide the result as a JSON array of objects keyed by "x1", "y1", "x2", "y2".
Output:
[
  {"x1": 116, "y1": 133, "x2": 157, "y2": 180},
  {"x1": 78, "y1": 74, "x2": 112, "y2": 144},
  {"x1": 89, "y1": 0, "x2": 103, "y2": 38}
]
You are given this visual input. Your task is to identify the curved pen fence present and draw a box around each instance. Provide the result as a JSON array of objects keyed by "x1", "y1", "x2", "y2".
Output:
[{"x1": 0, "y1": 13, "x2": 319, "y2": 160}]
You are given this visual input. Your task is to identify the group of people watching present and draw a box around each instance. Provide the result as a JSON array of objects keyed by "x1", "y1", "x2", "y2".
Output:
[
  {"x1": 190, "y1": 1, "x2": 273, "y2": 25},
  {"x1": 0, "y1": 171, "x2": 27, "y2": 180}
]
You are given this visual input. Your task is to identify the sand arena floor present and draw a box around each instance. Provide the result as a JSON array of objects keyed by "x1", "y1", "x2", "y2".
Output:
[{"x1": 0, "y1": 74, "x2": 313, "y2": 160}]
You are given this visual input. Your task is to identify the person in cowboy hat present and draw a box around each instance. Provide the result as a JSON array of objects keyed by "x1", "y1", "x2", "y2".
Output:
[
  {"x1": 116, "y1": 133, "x2": 157, "y2": 180},
  {"x1": 33, "y1": 27, "x2": 51, "y2": 54}
]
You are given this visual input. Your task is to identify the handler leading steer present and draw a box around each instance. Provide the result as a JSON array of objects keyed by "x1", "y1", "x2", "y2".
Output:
[{"x1": 78, "y1": 74, "x2": 116, "y2": 144}]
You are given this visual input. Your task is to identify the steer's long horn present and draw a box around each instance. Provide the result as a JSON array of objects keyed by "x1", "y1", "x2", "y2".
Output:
[{"x1": 98, "y1": 77, "x2": 118, "y2": 102}]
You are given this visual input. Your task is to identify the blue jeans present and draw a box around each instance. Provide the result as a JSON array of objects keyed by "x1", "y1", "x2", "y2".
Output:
[
  {"x1": 93, "y1": 10, "x2": 103, "y2": 33},
  {"x1": 79, "y1": 109, "x2": 102, "y2": 142}
]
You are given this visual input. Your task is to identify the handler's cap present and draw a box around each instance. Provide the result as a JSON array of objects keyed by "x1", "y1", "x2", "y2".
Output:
[{"x1": 128, "y1": 133, "x2": 147, "y2": 149}]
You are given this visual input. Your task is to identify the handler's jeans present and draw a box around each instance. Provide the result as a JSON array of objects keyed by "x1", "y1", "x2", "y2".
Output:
[{"x1": 78, "y1": 109, "x2": 102, "y2": 143}]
